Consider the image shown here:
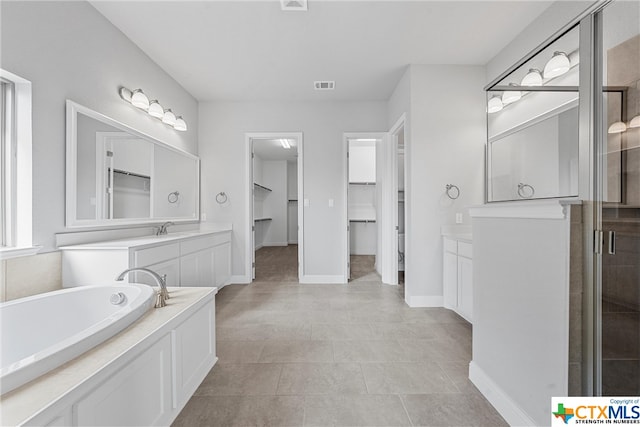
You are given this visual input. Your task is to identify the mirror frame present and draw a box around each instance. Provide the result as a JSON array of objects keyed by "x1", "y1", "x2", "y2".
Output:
[{"x1": 65, "y1": 100, "x2": 200, "y2": 228}]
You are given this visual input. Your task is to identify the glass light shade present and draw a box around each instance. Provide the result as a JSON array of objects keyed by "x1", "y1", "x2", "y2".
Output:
[
  {"x1": 174, "y1": 116, "x2": 187, "y2": 131},
  {"x1": 520, "y1": 69, "x2": 543, "y2": 86},
  {"x1": 608, "y1": 121, "x2": 627, "y2": 134},
  {"x1": 501, "y1": 84, "x2": 522, "y2": 105},
  {"x1": 162, "y1": 109, "x2": 176, "y2": 126},
  {"x1": 131, "y1": 89, "x2": 149, "y2": 109},
  {"x1": 487, "y1": 96, "x2": 503, "y2": 113},
  {"x1": 629, "y1": 115, "x2": 640, "y2": 128},
  {"x1": 148, "y1": 100, "x2": 164, "y2": 118},
  {"x1": 543, "y1": 51, "x2": 570, "y2": 78}
]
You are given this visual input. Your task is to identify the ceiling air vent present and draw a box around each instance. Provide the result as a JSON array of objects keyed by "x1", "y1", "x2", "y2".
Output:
[
  {"x1": 281, "y1": 0, "x2": 307, "y2": 11},
  {"x1": 314, "y1": 81, "x2": 335, "y2": 91}
]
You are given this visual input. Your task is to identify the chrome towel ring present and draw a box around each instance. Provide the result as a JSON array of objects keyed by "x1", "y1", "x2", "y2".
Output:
[
  {"x1": 167, "y1": 191, "x2": 180, "y2": 203},
  {"x1": 445, "y1": 184, "x2": 460, "y2": 200},
  {"x1": 517, "y1": 183, "x2": 535, "y2": 199},
  {"x1": 216, "y1": 192, "x2": 228, "y2": 204}
]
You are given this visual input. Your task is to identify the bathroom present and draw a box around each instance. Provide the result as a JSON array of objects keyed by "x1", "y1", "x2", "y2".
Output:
[{"x1": 1, "y1": 1, "x2": 639, "y2": 426}]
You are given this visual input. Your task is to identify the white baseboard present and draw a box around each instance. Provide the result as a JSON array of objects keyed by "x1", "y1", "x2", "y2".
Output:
[
  {"x1": 263, "y1": 242, "x2": 288, "y2": 247},
  {"x1": 288, "y1": 240, "x2": 298, "y2": 244},
  {"x1": 255, "y1": 244, "x2": 264, "y2": 250},
  {"x1": 299, "y1": 275, "x2": 345, "y2": 284},
  {"x1": 229, "y1": 275, "x2": 251, "y2": 284},
  {"x1": 469, "y1": 361, "x2": 537, "y2": 427},
  {"x1": 406, "y1": 295, "x2": 443, "y2": 307}
]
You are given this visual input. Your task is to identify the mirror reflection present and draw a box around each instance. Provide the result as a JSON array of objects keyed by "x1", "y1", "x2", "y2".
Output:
[
  {"x1": 67, "y1": 101, "x2": 199, "y2": 227},
  {"x1": 486, "y1": 24, "x2": 580, "y2": 202}
]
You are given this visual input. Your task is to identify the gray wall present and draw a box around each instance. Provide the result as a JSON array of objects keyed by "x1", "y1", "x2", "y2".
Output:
[
  {"x1": 199, "y1": 101, "x2": 387, "y2": 280},
  {"x1": 0, "y1": 1, "x2": 199, "y2": 252}
]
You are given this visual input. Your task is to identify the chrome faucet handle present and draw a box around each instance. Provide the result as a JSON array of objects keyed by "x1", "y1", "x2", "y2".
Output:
[
  {"x1": 154, "y1": 291, "x2": 166, "y2": 308},
  {"x1": 160, "y1": 274, "x2": 169, "y2": 300}
]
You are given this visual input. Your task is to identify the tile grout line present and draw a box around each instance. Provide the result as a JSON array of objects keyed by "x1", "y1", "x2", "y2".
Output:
[{"x1": 398, "y1": 394, "x2": 415, "y2": 427}]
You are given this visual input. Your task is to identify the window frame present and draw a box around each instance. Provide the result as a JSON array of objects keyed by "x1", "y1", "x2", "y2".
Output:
[{"x1": 0, "y1": 69, "x2": 37, "y2": 260}]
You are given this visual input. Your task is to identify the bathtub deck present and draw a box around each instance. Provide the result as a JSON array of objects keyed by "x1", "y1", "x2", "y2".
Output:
[{"x1": 0, "y1": 287, "x2": 216, "y2": 426}]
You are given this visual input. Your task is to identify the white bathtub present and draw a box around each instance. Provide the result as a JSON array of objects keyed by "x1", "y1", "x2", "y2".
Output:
[{"x1": 0, "y1": 284, "x2": 155, "y2": 395}]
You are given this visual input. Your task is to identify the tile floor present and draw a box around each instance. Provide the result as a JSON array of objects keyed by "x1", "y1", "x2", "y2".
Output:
[{"x1": 173, "y1": 246, "x2": 506, "y2": 426}]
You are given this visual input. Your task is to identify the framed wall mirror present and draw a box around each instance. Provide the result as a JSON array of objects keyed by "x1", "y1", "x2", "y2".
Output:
[
  {"x1": 485, "y1": 24, "x2": 582, "y2": 202},
  {"x1": 66, "y1": 100, "x2": 199, "y2": 228}
]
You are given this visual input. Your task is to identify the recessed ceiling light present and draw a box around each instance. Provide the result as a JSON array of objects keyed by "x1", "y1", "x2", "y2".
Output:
[
  {"x1": 281, "y1": 0, "x2": 307, "y2": 11},
  {"x1": 314, "y1": 81, "x2": 335, "y2": 91}
]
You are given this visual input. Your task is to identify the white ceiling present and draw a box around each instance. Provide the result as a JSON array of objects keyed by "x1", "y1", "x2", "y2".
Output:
[
  {"x1": 91, "y1": 1, "x2": 553, "y2": 102},
  {"x1": 253, "y1": 138, "x2": 298, "y2": 161}
]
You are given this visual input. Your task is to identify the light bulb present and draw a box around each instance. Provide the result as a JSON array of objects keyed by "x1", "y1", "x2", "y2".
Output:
[
  {"x1": 131, "y1": 89, "x2": 149, "y2": 109},
  {"x1": 487, "y1": 96, "x2": 503, "y2": 113},
  {"x1": 174, "y1": 116, "x2": 187, "y2": 131},
  {"x1": 608, "y1": 121, "x2": 627, "y2": 134},
  {"x1": 162, "y1": 109, "x2": 176, "y2": 126},
  {"x1": 148, "y1": 100, "x2": 164, "y2": 118},
  {"x1": 629, "y1": 115, "x2": 640, "y2": 128},
  {"x1": 521, "y1": 69, "x2": 543, "y2": 86},
  {"x1": 501, "y1": 84, "x2": 522, "y2": 105},
  {"x1": 543, "y1": 51, "x2": 570, "y2": 79}
]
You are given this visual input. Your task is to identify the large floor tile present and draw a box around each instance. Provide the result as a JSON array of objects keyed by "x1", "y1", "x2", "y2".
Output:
[
  {"x1": 194, "y1": 363, "x2": 282, "y2": 396},
  {"x1": 401, "y1": 393, "x2": 508, "y2": 426},
  {"x1": 258, "y1": 340, "x2": 334, "y2": 362},
  {"x1": 311, "y1": 323, "x2": 382, "y2": 340},
  {"x1": 276, "y1": 363, "x2": 367, "y2": 395},
  {"x1": 217, "y1": 323, "x2": 312, "y2": 341},
  {"x1": 304, "y1": 394, "x2": 412, "y2": 426},
  {"x1": 217, "y1": 341, "x2": 265, "y2": 364},
  {"x1": 361, "y1": 362, "x2": 458, "y2": 394},
  {"x1": 173, "y1": 395, "x2": 305, "y2": 427},
  {"x1": 332, "y1": 340, "x2": 414, "y2": 362}
]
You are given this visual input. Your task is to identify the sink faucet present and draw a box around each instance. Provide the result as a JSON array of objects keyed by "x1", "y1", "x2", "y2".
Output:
[
  {"x1": 156, "y1": 221, "x2": 174, "y2": 236},
  {"x1": 115, "y1": 268, "x2": 169, "y2": 308}
]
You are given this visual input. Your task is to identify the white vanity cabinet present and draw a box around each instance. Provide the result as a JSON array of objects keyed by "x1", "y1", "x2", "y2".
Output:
[
  {"x1": 61, "y1": 230, "x2": 232, "y2": 289},
  {"x1": 442, "y1": 237, "x2": 473, "y2": 323}
]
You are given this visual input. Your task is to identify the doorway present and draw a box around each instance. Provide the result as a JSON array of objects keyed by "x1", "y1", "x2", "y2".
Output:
[
  {"x1": 343, "y1": 133, "x2": 384, "y2": 283},
  {"x1": 246, "y1": 133, "x2": 303, "y2": 283}
]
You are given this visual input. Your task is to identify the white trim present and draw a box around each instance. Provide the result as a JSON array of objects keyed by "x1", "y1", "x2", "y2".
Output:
[
  {"x1": 0, "y1": 245, "x2": 41, "y2": 261},
  {"x1": 263, "y1": 242, "x2": 288, "y2": 247},
  {"x1": 469, "y1": 199, "x2": 570, "y2": 220},
  {"x1": 299, "y1": 275, "x2": 345, "y2": 284},
  {"x1": 406, "y1": 295, "x2": 443, "y2": 308},
  {"x1": 229, "y1": 275, "x2": 251, "y2": 284},
  {"x1": 245, "y1": 132, "x2": 304, "y2": 283},
  {"x1": 469, "y1": 361, "x2": 538, "y2": 427}
]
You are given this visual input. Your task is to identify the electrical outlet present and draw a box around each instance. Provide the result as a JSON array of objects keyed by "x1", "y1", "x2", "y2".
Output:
[
  {"x1": 455, "y1": 213, "x2": 463, "y2": 224},
  {"x1": 328, "y1": 198, "x2": 334, "y2": 207}
]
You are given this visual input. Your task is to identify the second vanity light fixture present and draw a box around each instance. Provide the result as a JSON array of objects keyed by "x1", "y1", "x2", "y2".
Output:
[{"x1": 119, "y1": 87, "x2": 187, "y2": 132}]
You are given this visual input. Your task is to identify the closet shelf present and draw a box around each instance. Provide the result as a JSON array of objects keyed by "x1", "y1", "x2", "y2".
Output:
[
  {"x1": 288, "y1": 199, "x2": 298, "y2": 202},
  {"x1": 254, "y1": 183, "x2": 272, "y2": 192},
  {"x1": 349, "y1": 182, "x2": 376, "y2": 186},
  {"x1": 254, "y1": 217, "x2": 272, "y2": 222}
]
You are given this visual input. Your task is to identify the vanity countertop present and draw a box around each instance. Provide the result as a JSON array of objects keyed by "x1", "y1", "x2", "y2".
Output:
[
  {"x1": 441, "y1": 225, "x2": 472, "y2": 242},
  {"x1": 59, "y1": 226, "x2": 232, "y2": 251},
  {"x1": 0, "y1": 287, "x2": 217, "y2": 427}
]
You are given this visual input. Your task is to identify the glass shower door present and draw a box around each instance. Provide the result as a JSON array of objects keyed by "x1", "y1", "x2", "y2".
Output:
[{"x1": 597, "y1": 0, "x2": 640, "y2": 396}]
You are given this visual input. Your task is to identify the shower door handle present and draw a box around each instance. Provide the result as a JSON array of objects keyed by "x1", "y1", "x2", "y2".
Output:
[{"x1": 608, "y1": 231, "x2": 616, "y2": 255}]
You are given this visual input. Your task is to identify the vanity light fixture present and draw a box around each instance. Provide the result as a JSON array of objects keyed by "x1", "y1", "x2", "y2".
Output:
[
  {"x1": 130, "y1": 89, "x2": 150, "y2": 109},
  {"x1": 543, "y1": 51, "x2": 570, "y2": 78},
  {"x1": 521, "y1": 69, "x2": 543, "y2": 86},
  {"x1": 487, "y1": 95, "x2": 503, "y2": 113},
  {"x1": 280, "y1": 139, "x2": 291, "y2": 149},
  {"x1": 501, "y1": 83, "x2": 522, "y2": 105},
  {"x1": 147, "y1": 100, "x2": 164, "y2": 118},
  {"x1": 608, "y1": 121, "x2": 627, "y2": 134},
  {"x1": 174, "y1": 116, "x2": 187, "y2": 131},
  {"x1": 119, "y1": 86, "x2": 187, "y2": 131},
  {"x1": 629, "y1": 115, "x2": 640, "y2": 128},
  {"x1": 162, "y1": 109, "x2": 177, "y2": 126}
]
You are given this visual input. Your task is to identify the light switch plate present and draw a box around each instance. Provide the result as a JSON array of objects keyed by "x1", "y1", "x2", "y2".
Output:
[
  {"x1": 328, "y1": 199, "x2": 334, "y2": 207},
  {"x1": 455, "y1": 213, "x2": 463, "y2": 224},
  {"x1": 304, "y1": 199, "x2": 310, "y2": 207}
]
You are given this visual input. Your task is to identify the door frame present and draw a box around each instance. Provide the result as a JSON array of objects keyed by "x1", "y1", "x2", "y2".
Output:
[
  {"x1": 342, "y1": 132, "x2": 386, "y2": 283},
  {"x1": 245, "y1": 132, "x2": 304, "y2": 282},
  {"x1": 384, "y1": 114, "x2": 406, "y2": 286}
]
